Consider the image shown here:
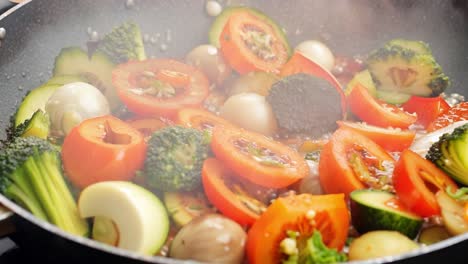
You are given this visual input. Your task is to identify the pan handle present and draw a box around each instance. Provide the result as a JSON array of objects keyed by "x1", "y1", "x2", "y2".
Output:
[{"x1": 0, "y1": 205, "x2": 15, "y2": 238}]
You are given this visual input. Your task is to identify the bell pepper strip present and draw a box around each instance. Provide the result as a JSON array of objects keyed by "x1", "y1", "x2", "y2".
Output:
[
  {"x1": 62, "y1": 115, "x2": 147, "y2": 188},
  {"x1": 337, "y1": 121, "x2": 416, "y2": 152},
  {"x1": 280, "y1": 52, "x2": 347, "y2": 119},
  {"x1": 347, "y1": 83, "x2": 417, "y2": 129},
  {"x1": 211, "y1": 126, "x2": 308, "y2": 188},
  {"x1": 401, "y1": 95, "x2": 450, "y2": 128},
  {"x1": 427, "y1": 102, "x2": 468, "y2": 132},
  {"x1": 201, "y1": 158, "x2": 265, "y2": 226},
  {"x1": 393, "y1": 149, "x2": 458, "y2": 217},
  {"x1": 246, "y1": 193, "x2": 349, "y2": 264},
  {"x1": 319, "y1": 127, "x2": 395, "y2": 197},
  {"x1": 112, "y1": 59, "x2": 209, "y2": 118},
  {"x1": 219, "y1": 11, "x2": 289, "y2": 74}
]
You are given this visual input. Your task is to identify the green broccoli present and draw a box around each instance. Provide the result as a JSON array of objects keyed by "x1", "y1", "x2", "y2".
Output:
[
  {"x1": 367, "y1": 39, "x2": 450, "y2": 97},
  {"x1": 426, "y1": 123, "x2": 468, "y2": 185},
  {"x1": 96, "y1": 22, "x2": 146, "y2": 64},
  {"x1": 0, "y1": 137, "x2": 88, "y2": 236},
  {"x1": 281, "y1": 230, "x2": 347, "y2": 264},
  {"x1": 141, "y1": 126, "x2": 209, "y2": 192},
  {"x1": 9, "y1": 110, "x2": 50, "y2": 140}
]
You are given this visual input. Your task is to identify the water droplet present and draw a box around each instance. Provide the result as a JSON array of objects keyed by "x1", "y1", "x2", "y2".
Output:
[
  {"x1": 87, "y1": 27, "x2": 93, "y2": 36},
  {"x1": 90, "y1": 31, "x2": 99, "y2": 41},
  {"x1": 143, "y1": 34, "x2": 150, "y2": 43},
  {"x1": 21, "y1": 72, "x2": 27, "y2": 78},
  {"x1": 125, "y1": 0, "x2": 135, "y2": 9},
  {"x1": 18, "y1": 85, "x2": 23, "y2": 91},
  {"x1": 150, "y1": 36, "x2": 158, "y2": 44},
  {"x1": 165, "y1": 29, "x2": 172, "y2": 43},
  {"x1": 159, "y1": 43, "x2": 168, "y2": 52},
  {"x1": 0, "y1": 28, "x2": 6, "y2": 39}
]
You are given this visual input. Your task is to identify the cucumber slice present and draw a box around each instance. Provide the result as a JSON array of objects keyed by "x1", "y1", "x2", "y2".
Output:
[
  {"x1": 14, "y1": 84, "x2": 61, "y2": 127},
  {"x1": 164, "y1": 192, "x2": 213, "y2": 226},
  {"x1": 345, "y1": 69, "x2": 377, "y2": 97},
  {"x1": 418, "y1": 226, "x2": 450, "y2": 245},
  {"x1": 376, "y1": 90, "x2": 412, "y2": 105},
  {"x1": 53, "y1": 47, "x2": 118, "y2": 110},
  {"x1": 45, "y1": 75, "x2": 86, "y2": 86},
  {"x1": 208, "y1": 6, "x2": 291, "y2": 55},
  {"x1": 19, "y1": 110, "x2": 50, "y2": 139},
  {"x1": 350, "y1": 189, "x2": 423, "y2": 239}
]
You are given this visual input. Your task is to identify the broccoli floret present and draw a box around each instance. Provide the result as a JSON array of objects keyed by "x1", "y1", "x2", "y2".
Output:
[
  {"x1": 96, "y1": 22, "x2": 146, "y2": 64},
  {"x1": 0, "y1": 137, "x2": 88, "y2": 236},
  {"x1": 367, "y1": 39, "x2": 450, "y2": 97},
  {"x1": 141, "y1": 126, "x2": 209, "y2": 192},
  {"x1": 266, "y1": 73, "x2": 343, "y2": 137},
  {"x1": 386, "y1": 39, "x2": 432, "y2": 55},
  {"x1": 281, "y1": 230, "x2": 347, "y2": 264},
  {"x1": 426, "y1": 123, "x2": 468, "y2": 185}
]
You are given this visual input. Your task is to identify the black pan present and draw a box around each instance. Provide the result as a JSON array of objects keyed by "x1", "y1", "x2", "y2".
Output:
[{"x1": 0, "y1": 0, "x2": 467, "y2": 263}]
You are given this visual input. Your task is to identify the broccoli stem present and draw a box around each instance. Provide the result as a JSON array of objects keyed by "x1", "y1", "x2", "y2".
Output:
[{"x1": 5, "y1": 184, "x2": 47, "y2": 221}]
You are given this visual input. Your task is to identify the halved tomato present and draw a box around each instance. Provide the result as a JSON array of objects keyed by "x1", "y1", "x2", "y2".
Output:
[
  {"x1": 393, "y1": 150, "x2": 458, "y2": 217},
  {"x1": 337, "y1": 121, "x2": 416, "y2": 152},
  {"x1": 427, "y1": 102, "x2": 468, "y2": 132},
  {"x1": 246, "y1": 193, "x2": 349, "y2": 264},
  {"x1": 126, "y1": 117, "x2": 168, "y2": 140},
  {"x1": 176, "y1": 107, "x2": 235, "y2": 131},
  {"x1": 211, "y1": 126, "x2": 308, "y2": 188},
  {"x1": 402, "y1": 95, "x2": 449, "y2": 128},
  {"x1": 347, "y1": 84, "x2": 417, "y2": 129},
  {"x1": 112, "y1": 59, "x2": 210, "y2": 117},
  {"x1": 202, "y1": 158, "x2": 266, "y2": 226},
  {"x1": 219, "y1": 11, "x2": 289, "y2": 74},
  {"x1": 319, "y1": 127, "x2": 395, "y2": 197}
]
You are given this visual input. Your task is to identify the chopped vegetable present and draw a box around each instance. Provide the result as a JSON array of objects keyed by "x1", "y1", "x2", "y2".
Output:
[
  {"x1": 141, "y1": 126, "x2": 209, "y2": 192},
  {"x1": 294, "y1": 40, "x2": 335, "y2": 71},
  {"x1": 427, "y1": 102, "x2": 468, "y2": 131},
  {"x1": 96, "y1": 22, "x2": 146, "y2": 64},
  {"x1": 13, "y1": 110, "x2": 50, "y2": 139},
  {"x1": 0, "y1": 136, "x2": 88, "y2": 236},
  {"x1": 402, "y1": 95, "x2": 449, "y2": 128},
  {"x1": 185, "y1": 44, "x2": 232, "y2": 86},
  {"x1": 418, "y1": 226, "x2": 451, "y2": 245},
  {"x1": 426, "y1": 123, "x2": 468, "y2": 185},
  {"x1": 177, "y1": 107, "x2": 235, "y2": 132},
  {"x1": 61, "y1": 115, "x2": 147, "y2": 188},
  {"x1": 163, "y1": 191, "x2": 213, "y2": 226},
  {"x1": 435, "y1": 190, "x2": 468, "y2": 236},
  {"x1": 228, "y1": 71, "x2": 279, "y2": 96}
]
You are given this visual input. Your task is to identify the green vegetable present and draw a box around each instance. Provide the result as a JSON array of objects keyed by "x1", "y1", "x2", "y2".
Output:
[
  {"x1": 0, "y1": 137, "x2": 88, "y2": 236},
  {"x1": 141, "y1": 126, "x2": 209, "y2": 192},
  {"x1": 386, "y1": 39, "x2": 431, "y2": 55},
  {"x1": 418, "y1": 226, "x2": 451, "y2": 245},
  {"x1": 164, "y1": 191, "x2": 213, "y2": 226},
  {"x1": 266, "y1": 73, "x2": 342, "y2": 137},
  {"x1": 367, "y1": 39, "x2": 450, "y2": 97},
  {"x1": 96, "y1": 22, "x2": 146, "y2": 64},
  {"x1": 350, "y1": 189, "x2": 423, "y2": 239},
  {"x1": 345, "y1": 69, "x2": 377, "y2": 97},
  {"x1": 375, "y1": 90, "x2": 412, "y2": 105},
  {"x1": 281, "y1": 230, "x2": 347, "y2": 264},
  {"x1": 426, "y1": 123, "x2": 468, "y2": 185},
  {"x1": 13, "y1": 110, "x2": 50, "y2": 139},
  {"x1": 208, "y1": 6, "x2": 291, "y2": 55}
]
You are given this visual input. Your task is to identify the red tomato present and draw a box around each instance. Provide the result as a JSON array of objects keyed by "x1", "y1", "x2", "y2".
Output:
[
  {"x1": 337, "y1": 121, "x2": 416, "y2": 152},
  {"x1": 393, "y1": 150, "x2": 458, "y2": 217},
  {"x1": 211, "y1": 126, "x2": 308, "y2": 188},
  {"x1": 347, "y1": 84, "x2": 417, "y2": 129},
  {"x1": 112, "y1": 59, "x2": 209, "y2": 117},
  {"x1": 126, "y1": 117, "x2": 167, "y2": 140},
  {"x1": 62, "y1": 115, "x2": 147, "y2": 188},
  {"x1": 319, "y1": 127, "x2": 395, "y2": 197},
  {"x1": 427, "y1": 102, "x2": 468, "y2": 132},
  {"x1": 246, "y1": 193, "x2": 349, "y2": 264},
  {"x1": 219, "y1": 11, "x2": 289, "y2": 74},
  {"x1": 402, "y1": 95, "x2": 450, "y2": 128},
  {"x1": 201, "y1": 158, "x2": 265, "y2": 226},
  {"x1": 176, "y1": 107, "x2": 236, "y2": 131}
]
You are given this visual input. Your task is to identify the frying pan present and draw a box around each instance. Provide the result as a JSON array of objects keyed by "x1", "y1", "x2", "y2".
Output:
[{"x1": 0, "y1": 0, "x2": 467, "y2": 263}]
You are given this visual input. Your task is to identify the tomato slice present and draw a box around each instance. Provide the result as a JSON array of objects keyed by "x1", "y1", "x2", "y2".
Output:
[
  {"x1": 211, "y1": 126, "x2": 308, "y2": 188},
  {"x1": 176, "y1": 107, "x2": 235, "y2": 131},
  {"x1": 280, "y1": 52, "x2": 347, "y2": 119},
  {"x1": 219, "y1": 11, "x2": 289, "y2": 74},
  {"x1": 393, "y1": 150, "x2": 458, "y2": 217},
  {"x1": 347, "y1": 84, "x2": 417, "y2": 129},
  {"x1": 112, "y1": 59, "x2": 209, "y2": 117},
  {"x1": 427, "y1": 102, "x2": 468, "y2": 132},
  {"x1": 202, "y1": 158, "x2": 266, "y2": 226},
  {"x1": 126, "y1": 117, "x2": 167, "y2": 139},
  {"x1": 319, "y1": 127, "x2": 395, "y2": 197},
  {"x1": 337, "y1": 121, "x2": 416, "y2": 152},
  {"x1": 246, "y1": 193, "x2": 349, "y2": 264},
  {"x1": 62, "y1": 115, "x2": 147, "y2": 188},
  {"x1": 401, "y1": 95, "x2": 449, "y2": 128}
]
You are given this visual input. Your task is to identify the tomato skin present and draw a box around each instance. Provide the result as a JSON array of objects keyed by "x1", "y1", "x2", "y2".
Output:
[
  {"x1": 246, "y1": 193, "x2": 349, "y2": 264},
  {"x1": 393, "y1": 150, "x2": 458, "y2": 217},
  {"x1": 220, "y1": 11, "x2": 289, "y2": 74},
  {"x1": 348, "y1": 84, "x2": 417, "y2": 129},
  {"x1": 202, "y1": 158, "x2": 261, "y2": 226},
  {"x1": 337, "y1": 121, "x2": 416, "y2": 152},
  {"x1": 427, "y1": 102, "x2": 468, "y2": 132},
  {"x1": 62, "y1": 115, "x2": 147, "y2": 189},
  {"x1": 280, "y1": 52, "x2": 347, "y2": 119},
  {"x1": 126, "y1": 117, "x2": 167, "y2": 140},
  {"x1": 112, "y1": 59, "x2": 209, "y2": 117},
  {"x1": 211, "y1": 126, "x2": 308, "y2": 188},
  {"x1": 176, "y1": 107, "x2": 235, "y2": 131},
  {"x1": 401, "y1": 95, "x2": 448, "y2": 128},
  {"x1": 319, "y1": 127, "x2": 395, "y2": 197}
]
